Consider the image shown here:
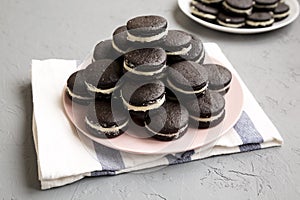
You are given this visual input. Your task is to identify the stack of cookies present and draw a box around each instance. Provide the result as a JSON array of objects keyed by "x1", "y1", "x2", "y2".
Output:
[
  {"x1": 66, "y1": 15, "x2": 232, "y2": 141},
  {"x1": 190, "y1": 0, "x2": 290, "y2": 28}
]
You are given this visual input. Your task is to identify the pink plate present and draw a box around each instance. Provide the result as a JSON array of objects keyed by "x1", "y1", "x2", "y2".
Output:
[{"x1": 63, "y1": 59, "x2": 244, "y2": 155}]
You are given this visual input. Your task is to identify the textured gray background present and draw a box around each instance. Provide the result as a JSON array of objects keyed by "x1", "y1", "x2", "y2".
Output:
[{"x1": 1, "y1": 0, "x2": 300, "y2": 199}]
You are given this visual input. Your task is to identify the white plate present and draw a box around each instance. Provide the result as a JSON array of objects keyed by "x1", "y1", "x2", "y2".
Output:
[
  {"x1": 178, "y1": 0, "x2": 300, "y2": 34},
  {"x1": 63, "y1": 52, "x2": 244, "y2": 155}
]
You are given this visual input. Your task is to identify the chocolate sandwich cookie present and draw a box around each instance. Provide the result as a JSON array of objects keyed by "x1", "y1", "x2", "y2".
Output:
[
  {"x1": 217, "y1": 12, "x2": 246, "y2": 28},
  {"x1": 120, "y1": 79, "x2": 166, "y2": 112},
  {"x1": 85, "y1": 100, "x2": 129, "y2": 138},
  {"x1": 246, "y1": 12, "x2": 274, "y2": 27},
  {"x1": 273, "y1": 3, "x2": 290, "y2": 21},
  {"x1": 190, "y1": 1, "x2": 219, "y2": 22},
  {"x1": 188, "y1": 35, "x2": 206, "y2": 64},
  {"x1": 112, "y1": 25, "x2": 131, "y2": 55},
  {"x1": 84, "y1": 59, "x2": 123, "y2": 99},
  {"x1": 120, "y1": 80, "x2": 166, "y2": 126},
  {"x1": 186, "y1": 91, "x2": 225, "y2": 129},
  {"x1": 145, "y1": 101, "x2": 189, "y2": 141},
  {"x1": 66, "y1": 70, "x2": 93, "y2": 105},
  {"x1": 222, "y1": 0, "x2": 253, "y2": 15},
  {"x1": 166, "y1": 61, "x2": 208, "y2": 100},
  {"x1": 123, "y1": 47, "x2": 167, "y2": 79},
  {"x1": 126, "y1": 15, "x2": 168, "y2": 46},
  {"x1": 168, "y1": 32, "x2": 206, "y2": 64},
  {"x1": 93, "y1": 40, "x2": 120, "y2": 62},
  {"x1": 203, "y1": 64, "x2": 232, "y2": 95},
  {"x1": 162, "y1": 30, "x2": 193, "y2": 64},
  {"x1": 253, "y1": 0, "x2": 279, "y2": 11},
  {"x1": 66, "y1": 70, "x2": 94, "y2": 105}
]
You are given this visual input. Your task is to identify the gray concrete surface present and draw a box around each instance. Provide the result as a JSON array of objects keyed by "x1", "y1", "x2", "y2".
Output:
[{"x1": 1, "y1": 0, "x2": 300, "y2": 199}]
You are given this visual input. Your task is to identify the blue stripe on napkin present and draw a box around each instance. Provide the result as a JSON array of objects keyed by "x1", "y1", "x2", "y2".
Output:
[
  {"x1": 239, "y1": 143, "x2": 261, "y2": 152},
  {"x1": 91, "y1": 170, "x2": 116, "y2": 176},
  {"x1": 234, "y1": 111, "x2": 264, "y2": 152},
  {"x1": 93, "y1": 142, "x2": 125, "y2": 171}
]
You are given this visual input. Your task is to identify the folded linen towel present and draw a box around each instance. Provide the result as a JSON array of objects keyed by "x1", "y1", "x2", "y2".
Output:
[{"x1": 31, "y1": 43, "x2": 283, "y2": 190}]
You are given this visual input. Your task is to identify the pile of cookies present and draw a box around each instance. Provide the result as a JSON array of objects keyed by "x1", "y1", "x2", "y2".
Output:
[
  {"x1": 66, "y1": 15, "x2": 232, "y2": 141},
  {"x1": 190, "y1": 0, "x2": 290, "y2": 28}
]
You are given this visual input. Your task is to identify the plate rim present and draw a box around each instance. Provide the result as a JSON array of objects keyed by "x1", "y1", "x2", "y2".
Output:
[{"x1": 178, "y1": 0, "x2": 300, "y2": 34}]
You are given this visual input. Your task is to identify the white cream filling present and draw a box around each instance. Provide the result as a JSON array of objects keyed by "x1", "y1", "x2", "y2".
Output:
[
  {"x1": 123, "y1": 62, "x2": 166, "y2": 76},
  {"x1": 194, "y1": 49, "x2": 205, "y2": 63},
  {"x1": 66, "y1": 86, "x2": 93, "y2": 100},
  {"x1": 85, "y1": 81, "x2": 119, "y2": 94},
  {"x1": 190, "y1": 6, "x2": 217, "y2": 20},
  {"x1": 201, "y1": 0, "x2": 222, "y2": 3},
  {"x1": 246, "y1": 18, "x2": 274, "y2": 26},
  {"x1": 190, "y1": 109, "x2": 225, "y2": 122},
  {"x1": 273, "y1": 11, "x2": 290, "y2": 19},
  {"x1": 217, "y1": 19, "x2": 245, "y2": 28},
  {"x1": 167, "y1": 78, "x2": 208, "y2": 95},
  {"x1": 194, "y1": 55, "x2": 203, "y2": 63},
  {"x1": 127, "y1": 29, "x2": 168, "y2": 43},
  {"x1": 222, "y1": 1, "x2": 252, "y2": 15},
  {"x1": 120, "y1": 91, "x2": 165, "y2": 112},
  {"x1": 85, "y1": 117, "x2": 128, "y2": 133},
  {"x1": 166, "y1": 44, "x2": 192, "y2": 56},
  {"x1": 145, "y1": 124, "x2": 188, "y2": 138},
  {"x1": 254, "y1": 3, "x2": 278, "y2": 9},
  {"x1": 112, "y1": 39, "x2": 126, "y2": 54},
  {"x1": 210, "y1": 83, "x2": 231, "y2": 93}
]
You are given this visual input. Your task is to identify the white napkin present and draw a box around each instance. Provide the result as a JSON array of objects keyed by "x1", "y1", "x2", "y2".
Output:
[{"x1": 31, "y1": 43, "x2": 283, "y2": 190}]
